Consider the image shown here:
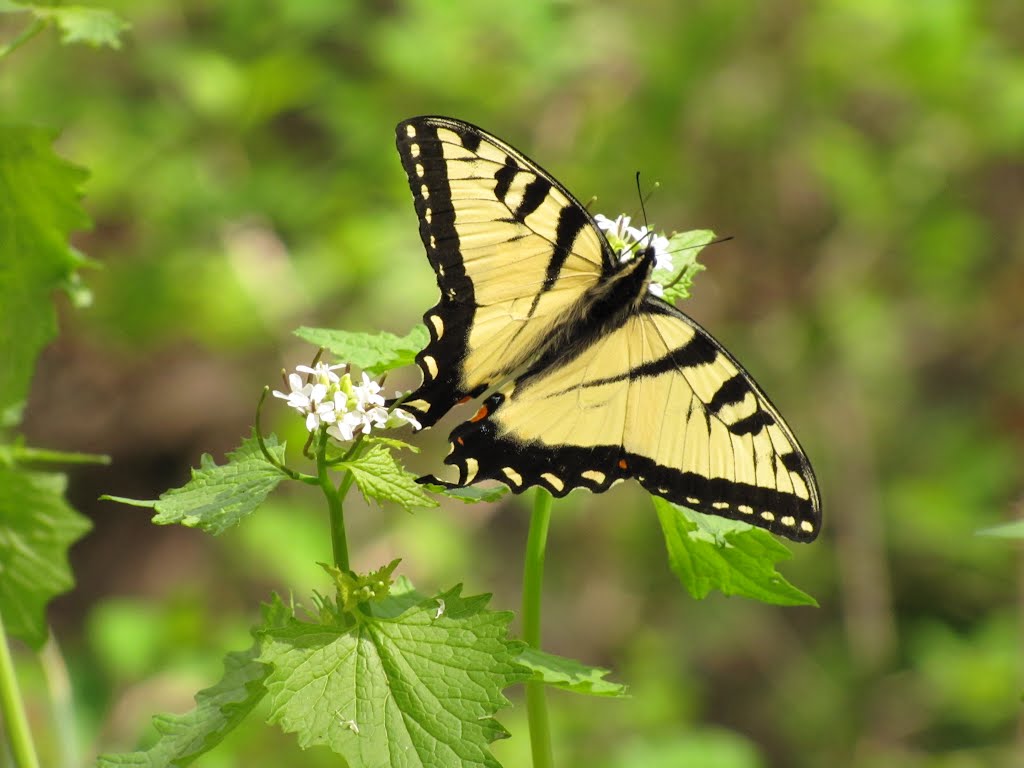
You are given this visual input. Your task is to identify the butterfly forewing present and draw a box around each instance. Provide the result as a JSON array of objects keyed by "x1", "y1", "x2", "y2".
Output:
[{"x1": 396, "y1": 117, "x2": 612, "y2": 427}]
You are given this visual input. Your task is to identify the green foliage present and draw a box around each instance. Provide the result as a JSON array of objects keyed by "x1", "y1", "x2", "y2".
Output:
[
  {"x1": 0, "y1": 466, "x2": 91, "y2": 648},
  {"x1": 0, "y1": 124, "x2": 89, "y2": 414},
  {"x1": 8, "y1": 2, "x2": 129, "y2": 49},
  {"x1": 294, "y1": 326, "x2": 430, "y2": 376},
  {"x1": 5, "y1": 1, "x2": 1022, "y2": 765},
  {"x1": 515, "y1": 647, "x2": 627, "y2": 698},
  {"x1": 653, "y1": 498, "x2": 816, "y2": 606},
  {"x1": 102, "y1": 434, "x2": 289, "y2": 535},
  {"x1": 260, "y1": 585, "x2": 526, "y2": 768},
  {"x1": 341, "y1": 442, "x2": 437, "y2": 512},
  {"x1": 976, "y1": 520, "x2": 1024, "y2": 539},
  {"x1": 95, "y1": 642, "x2": 271, "y2": 768},
  {"x1": 423, "y1": 483, "x2": 510, "y2": 504},
  {"x1": 654, "y1": 229, "x2": 713, "y2": 303}
]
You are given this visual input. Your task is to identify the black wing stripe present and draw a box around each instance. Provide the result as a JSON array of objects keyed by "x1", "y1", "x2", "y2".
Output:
[
  {"x1": 513, "y1": 177, "x2": 553, "y2": 222},
  {"x1": 728, "y1": 410, "x2": 775, "y2": 436},
  {"x1": 493, "y1": 156, "x2": 518, "y2": 203},
  {"x1": 707, "y1": 374, "x2": 750, "y2": 415}
]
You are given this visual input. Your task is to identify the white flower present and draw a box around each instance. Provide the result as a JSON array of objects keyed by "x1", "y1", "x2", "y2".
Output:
[
  {"x1": 296, "y1": 362, "x2": 345, "y2": 386},
  {"x1": 276, "y1": 359, "x2": 421, "y2": 443},
  {"x1": 386, "y1": 408, "x2": 422, "y2": 431},
  {"x1": 647, "y1": 282, "x2": 665, "y2": 298},
  {"x1": 272, "y1": 373, "x2": 329, "y2": 429},
  {"x1": 594, "y1": 213, "x2": 633, "y2": 241}
]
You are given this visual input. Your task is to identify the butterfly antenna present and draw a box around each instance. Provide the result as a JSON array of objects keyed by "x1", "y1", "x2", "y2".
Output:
[
  {"x1": 661, "y1": 235, "x2": 734, "y2": 291},
  {"x1": 666, "y1": 235, "x2": 734, "y2": 257},
  {"x1": 635, "y1": 172, "x2": 647, "y2": 229}
]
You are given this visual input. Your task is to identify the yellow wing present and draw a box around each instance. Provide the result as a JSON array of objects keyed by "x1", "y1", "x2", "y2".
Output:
[
  {"x1": 396, "y1": 116, "x2": 821, "y2": 541},
  {"x1": 395, "y1": 116, "x2": 615, "y2": 427},
  {"x1": 429, "y1": 300, "x2": 821, "y2": 542}
]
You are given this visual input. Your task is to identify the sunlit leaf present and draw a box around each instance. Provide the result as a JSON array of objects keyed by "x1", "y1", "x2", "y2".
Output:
[
  {"x1": 294, "y1": 325, "x2": 429, "y2": 375},
  {"x1": 0, "y1": 466, "x2": 91, "y2": 648},
  {"x1": 0, "y1": 124, "x2": 89, "y2": 417},
  {"x1": 102, "y1": 434, "x2": 288, "y2": 535},
  {"x1": 653, "y1": 497, "x2": 816, "y2": 606},
  {"x1": 516, "y1": 647, "x2": 628, "y2": 697},
  {"x1": 342, "y1": 443, "x2": 437, "y2": 512},
  {"x1": 260, "y1": 585, "x2": 526, "y2": 767}
]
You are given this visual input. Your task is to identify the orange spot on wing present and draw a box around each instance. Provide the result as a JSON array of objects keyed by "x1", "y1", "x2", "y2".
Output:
[
  {"x1": 618, "y1": 459, "x2": 628, "y2": 470},
  {"x1": 456, "y1": 437, "x2": 464, "y2": 446},
  {"x1": 470, "y1": 405, "x2": 489, "y2": 422},
  {"x1": 457, "y1": 395, "x2": 471, "y2": 404}
]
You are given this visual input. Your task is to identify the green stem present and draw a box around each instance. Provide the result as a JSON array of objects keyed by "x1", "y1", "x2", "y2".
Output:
[
  {"x1": 39, "y1": 636, "x2": 76, "y2": 768},
  {"x1": 12, "y1": 446, "x2": 110, "y2": 466},
  {"x1": 316, "y1": 432, "x2": 350, "y2": 572},
  {"x1": 522, "y1": 488, "x2": 554, "y2": 768},
  {"x1": 0, "y1": 19, "x2": 47, "y2": 60},
  {"x1": 0, "y1": 610, "x2": 40, "y2": 768}
]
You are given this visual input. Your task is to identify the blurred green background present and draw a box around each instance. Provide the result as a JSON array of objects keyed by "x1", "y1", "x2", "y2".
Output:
[{"x1": 5, "y1": 0, "x2": 1023, "y2": 766}]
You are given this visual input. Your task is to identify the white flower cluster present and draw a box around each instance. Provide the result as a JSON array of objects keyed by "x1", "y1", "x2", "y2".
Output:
[
  {"x1": 594, "y1": 213, "x2": 674, "y2": 297},
  {"x1": 272, "y1": 362, "x2": 420, "y2": 442}
]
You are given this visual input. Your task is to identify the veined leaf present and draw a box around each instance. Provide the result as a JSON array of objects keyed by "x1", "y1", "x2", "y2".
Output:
[
  {"x1": 0, "y1": 466, "x2": 91, "y2": 648},
  {"x1": 0, "y1": 124, "x2": 89, "y2": 416},
  {"x1": 103, "y1": 434, "x2": 288, "y2": 535},
  {"x1": 260, "y1": 585, "x2": 527, "y2": 768},
  {"x1": 294, "y1": 325, "x2": 429, "y2": 375},
  {"x1": 653, "y1": 497, "x2": 816, "y2": 606}
]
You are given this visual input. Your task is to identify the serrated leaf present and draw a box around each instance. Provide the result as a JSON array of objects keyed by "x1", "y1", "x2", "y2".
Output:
[
  {"x1": 17, "y1": 4, "x2": 129, "y2": 49},
  {"x1": 421, "y1": 483, "x2": 510, "y2": 505},
  {"x1": 103, "y1": 434, "x2": 288, "y2": 535},
  {"x1": 96, "y1": 642, "x2": 269, "y2": 768},
  {"x1": 516, "y1": 647, "x2": 628, "y2": 697},
  {"x1": 260, "y1": 586, "x2": 527, "y2": 768},
  {"x1": 653, "y1": 497, "x2": 816, "y2": 606},
  {"x1": 0, "y1": 124, "x2": 90, "y2": 417},
  {"x1": 977, "y1": 520, "x2": 1024, "y2": 539},
  {"x1": 652, "y1": 229, "x2": 713, "y2": 304},
  {"x1": 294, "y1": 326, "x2": 429, "y2": 376},
  {"x1": 364, "y1": 435, "x2": 419, "y2": 453},
  {"x1": 342, "y1": 443, "x2": 437, "y2": 512},
  {"x1": 0, "y1": 466, "x2": 91, "y2": 648}
]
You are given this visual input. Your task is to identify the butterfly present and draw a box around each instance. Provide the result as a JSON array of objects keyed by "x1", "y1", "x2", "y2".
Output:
[{"x1": 394, "y1": 116, "x2": 820, "y2": 541}]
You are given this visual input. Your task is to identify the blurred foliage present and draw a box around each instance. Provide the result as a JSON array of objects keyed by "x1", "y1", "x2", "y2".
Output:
[{"x1": 3, "y1": 0, "x2": 1022, "y2": 766}]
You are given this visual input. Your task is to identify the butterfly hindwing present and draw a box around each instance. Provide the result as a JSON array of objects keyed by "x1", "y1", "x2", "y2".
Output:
[
  {"x1": 432, "y1": 299, "x2": 820, "y2": 540},
  {"x1": 396, "y1": 116, "x2": 821, "y2": 541}
]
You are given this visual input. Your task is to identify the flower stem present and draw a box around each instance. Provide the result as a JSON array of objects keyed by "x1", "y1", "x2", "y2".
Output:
[
  {"x1": 316, "y1": 432, "x2": 350, "y2": 572},
  {"x1": 0, "y1": 610, "x2": 40, "y2": 768},
  {"x1": 0, "y1": 19, "x2": 47, "y2": 60},
  {"x1": 522, "y1": 487, "x2": 554, "y2": 768}
]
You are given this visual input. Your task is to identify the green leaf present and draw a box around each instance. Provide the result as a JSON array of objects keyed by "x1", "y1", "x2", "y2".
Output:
[
  {"x1": 422, "y1": 483, "x2": 510, "y2": 504},
  {"x1": 0, "y1": 466, "x2": 91, "y2": 648},
  {"x1": 364, "y1": 435, "x2": 419, "y2": 453},
  {"x1": 515, "y1": 647, "x2": 628, "y2": 697},
  {"x1": 102, "y1": 434, "x2": 288, "y2": 535},
  {"x1": 259, "y1": 585, "x2": 527, "y2": 768},
  {"x1": 977, "y1": 520, "x2": 1024, "y2": 539},
  {"x1": 342, "y1": 443, "x2": 437, "y2": 512},
  {"x1": 94, "y1": 599, "x2": 289, "y2": 767},
  {"x1": 14, "y1": 3, "x2": 129, "y2": 49},
  {"x1": 294, "y1": 325, "x2": 429, "y2": 375},
  {"x1": 96, "y1": 642, "x2": 270, "y2": 768},
  {"x1": 0, "y1": 124, "x2": 90, "y2": 417},
  {"x1": 653, "y1": 497, "x2": 816, "y2": 607},
  {"x1": 653, "y1": 229, "x2": 713, "y2": 304}
]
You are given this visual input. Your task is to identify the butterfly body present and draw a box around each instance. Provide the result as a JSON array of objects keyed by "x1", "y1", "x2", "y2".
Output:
[{"x1": 395, "y1": 116, "x2": 821, "y2": 541}]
